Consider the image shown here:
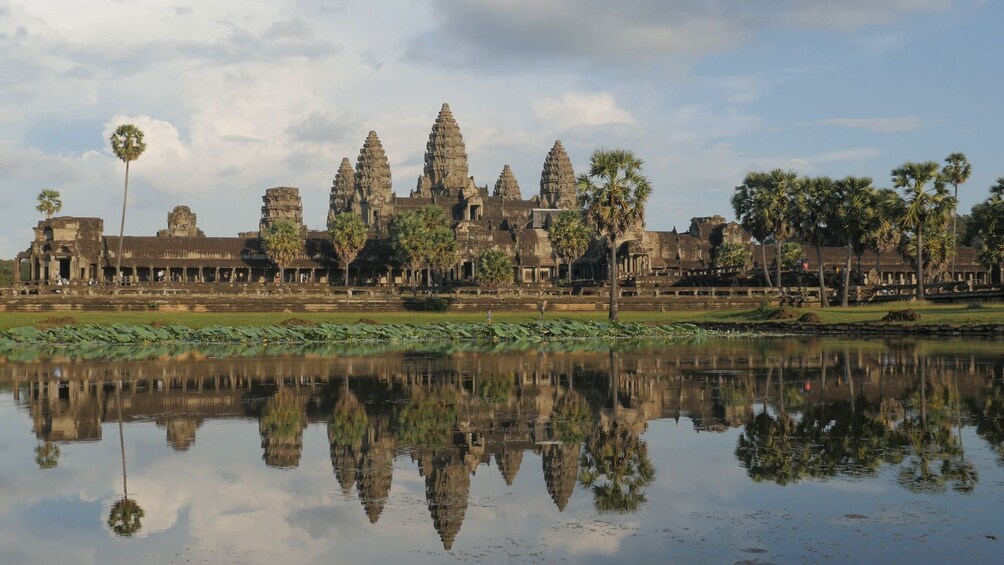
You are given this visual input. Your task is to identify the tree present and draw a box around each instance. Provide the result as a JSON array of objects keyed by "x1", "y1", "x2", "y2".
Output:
[
  {"x1": 108, "y1": 381, "x2": 144, "y2": 536},
  {"x1": 477, "y1": 248, "x2": 513, "y2": 286},
  {"x1": 36, "y1": 189, "x2": 62, "y2": 219},
  {"x1": 260, "y1": 219, "x2": 303, "y2": 285},
  {"x1": 390, "y1": 206, "x2": 456, "y2": 288},
  {"x1": 328, "y1": 212, "x2": 368, "y2": 286},
  {"x1": 548, "y1": 210, "x2": 592, "y2": 283},
  {"x1": 969, "y1": 179, "x2": 1004, "y2": 282},
  {"x1": 578, "y1": 420, "x2": 655, "y2": 513},
  {"x1": 833, "y1": 177, "x2": 878, "y2": 306},
  {"x1": 110, "y1": 124, "x2": 146, "y2": 283},
  {"x1": 892, "y1": 161, "x2": 952, "y2": 301},
  {"x1": 714, "y1": 241, "x2": 749, "y2": 272},
  {"x1": 779, "y1": 242, "x2": 802, "y2": 271},
  {"x1": 942, "y1": 153, "x2": 972, "y2": 278},
  {"x1": 864, "y1": 189, "x2": 904, "y2": 284},
  {"x1": 732, "y1": 172, "x2": 774, "y2": 287},
  {"x1": 790, "y1": 176, "x2": 835, "y2": 306},
  {"x1": 34, "y1": 441, "x2": 60, "y2": 469},
  {"x1": 577, "y1": 149, "x2": 651, "y2": 321}
]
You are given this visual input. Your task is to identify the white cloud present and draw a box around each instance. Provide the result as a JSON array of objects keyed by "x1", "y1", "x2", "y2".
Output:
[
  {"x1": 821, "y1": 117, "x2": 922, "y2": 133},
  {"x1": 532, "y1": 93, "x2": 635, "y2": 130}
]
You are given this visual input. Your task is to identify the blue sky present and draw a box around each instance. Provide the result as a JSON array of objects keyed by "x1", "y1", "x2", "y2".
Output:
[{"x1": 1, "y1": 0, "x2": 1001, "y2": 258}]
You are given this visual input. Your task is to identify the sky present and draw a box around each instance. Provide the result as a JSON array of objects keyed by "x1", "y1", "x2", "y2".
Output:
[{"x1": 1, "y1": 0, "x2": 1002, "y2": 259}]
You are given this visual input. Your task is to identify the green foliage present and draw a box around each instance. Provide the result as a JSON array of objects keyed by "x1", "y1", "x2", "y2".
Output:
[
  {"x1": 578, "y1": 421, "x2": 655, "y2": 514},
  {"x1": 107, "y1": 497, "x2": 144, "y2": 536},
  {"x1": 0, "y1": 320, "x2": 711, "y2": 348},
  {"x1": 548, "y1": 210, "x2": 592, "y2": 281},
  {"x1": 110, "y1": 124, "x2": 147, "y2": 163},
  {"x1": 732, "y1": 169, "x2": 799, "y2": 286},
  {"x1": 477, "y1": 248, "x2": 513, "y2": 286},
  {"x1": 552, "y1": 392, "x2": 593, "y2": 444},
  {"x1": 328, "y1": 394, "x2": 368, "y2": 446},
  {"x1": 328, "y1": 212, "x2": 368, "y2": 285},
  {"x1": 36, "y1": 189, "x2": 62, "y2": 219},
  {"x1": 395, "y1": 388, "x2": 458, "y2": 448},
  {"x1": 34, "y1": 441, "x2": 60, "y2": 469},
  {"x1": 893, "y1": 161, "x2": 954, "y2": 298},
  {"x1": 0, "y1": 259, "x2": 15, "y2": 285},
  {"x1": 714, "y1": 241, "x2": 749, "y2": 271},
  {"x1": 477, "y1": 373, "x2": 514, "y2": 405},
  {"x1": 779, "y1": 242, "x2": 802, "y2": 270},
  {"x1": 260, "y1": 389, "x2": 305, "y2": 439},
  {"x1": 970, "y1": 178, "x2": 1004, "y2": 271},
  {"x1": 390, "y1": 206, "x2": 457, "y2": 286},
  {"x1": 260, "y1": 219, "x2": 303, "y2": 278}
]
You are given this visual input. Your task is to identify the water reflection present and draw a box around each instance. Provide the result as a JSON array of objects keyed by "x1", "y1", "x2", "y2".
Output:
[{"x1": 2, "y1": 338, "x2": 1004, "y2": 558}]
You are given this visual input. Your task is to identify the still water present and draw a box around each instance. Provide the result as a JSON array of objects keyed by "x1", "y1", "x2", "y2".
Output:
[{"x1": 1, "y1": 338, "x2": 1003, "y2": 564}]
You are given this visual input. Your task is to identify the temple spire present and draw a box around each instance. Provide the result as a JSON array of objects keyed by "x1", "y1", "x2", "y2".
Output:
[
  {"x1": 539, "y1": 140, "x2": 576, "y2": 209},
  {"x1": 423, "y1": 103, "x2": 469, "y2": 193},
  {"x1": 493, "y1": 165, "x2": 522, "y2": 200},
  {"x1": 329, "y1": 157, "x2": 357, "y2": 221}
]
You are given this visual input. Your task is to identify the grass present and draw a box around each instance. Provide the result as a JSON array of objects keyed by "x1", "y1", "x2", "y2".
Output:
[{"x1": 0, "y1": 302, "x2": 1001, "y2": 330}]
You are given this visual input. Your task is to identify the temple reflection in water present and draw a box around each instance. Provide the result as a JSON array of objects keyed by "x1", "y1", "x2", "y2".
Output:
[{"x1": 3, "y1": 338, "x2": 1004, "y2": 550}]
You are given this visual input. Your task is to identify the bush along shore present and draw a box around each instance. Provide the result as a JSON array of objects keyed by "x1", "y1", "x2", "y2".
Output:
[{"x1": 0, "y1": 320, "x2": 716, "y2": 346}]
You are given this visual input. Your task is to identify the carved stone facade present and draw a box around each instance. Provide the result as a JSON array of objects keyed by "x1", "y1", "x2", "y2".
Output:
[
  {"x1": 259, "y1": 187, "x2": 306, "y2": 234},
  {"x1": 157, "y1": 205, "x2": 205, "y2": 238},
  {"x1": 355, "y1": 131, "x2": 393, "y2": 228},
  {"x1": 420, "y1": 103, "x2": 470, "y2": 196},
  {"x1": 493, "y1": 165, "x2": 522, "y2": 200},
  {"x1": 329, "y1": 157, "x2": 358, "y2": 221},
  {"x1": 539, "y1": 141, "x2": 577, "y2": 209}
]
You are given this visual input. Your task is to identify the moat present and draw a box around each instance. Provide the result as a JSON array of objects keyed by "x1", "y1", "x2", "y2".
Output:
[{"x1": 2, "y1": 338, "x2": 1003, "y2": 564}]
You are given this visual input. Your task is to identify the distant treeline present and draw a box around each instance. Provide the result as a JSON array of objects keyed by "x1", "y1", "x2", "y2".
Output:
[{"x1": 0, "y1": 260, "x2": 15, "y2": 285}]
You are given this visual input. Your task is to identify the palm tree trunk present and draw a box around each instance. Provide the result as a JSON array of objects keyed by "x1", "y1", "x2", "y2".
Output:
[
  {"x1": 760, "y1": 244, "x2": 773, "y2": 287},
  {"x1": 816, "y1": 244, "x2": 828, "y2": 307},
  {"x1": 344, "y1": 262, "x2": 350, "y2": 287},
  {"x1": 609, "y1": 237, "x2": 619, "y2": 321},
  {"x1": 876, "y1": 251, "x2": 883, "y2": 283},
  {"x1": 841, "y1": 243, "x2": 852, "y2": 307},
  {"x1": 115, "y1": 161, "x2": 130, "y2": 284},
  {"x1": 117, "y1": 383, "x2": 128, "y2": 498},
  {"x1": 776, "y1": 238, "x2": 783, "y2": 293},
  {"x1": 916, "y1": 221, "x2": 925, "y2": 301},
  {"x1": 951, "y1": 183, "x2": 959, "y2": 280},
  {"x1": 567, "y1": 259, "x2": 573, "y2": 284},
  {"x1": 425, "y1": 265, "x2": 432, "y2": 288}
]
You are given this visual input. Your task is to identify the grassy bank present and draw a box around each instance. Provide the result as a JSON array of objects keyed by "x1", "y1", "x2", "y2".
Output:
[{"x1": 0, "y1": 302, "x2": 1001, "y2": 330}]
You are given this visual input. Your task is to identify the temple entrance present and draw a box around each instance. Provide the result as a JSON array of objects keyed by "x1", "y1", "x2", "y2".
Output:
[{"x1": 58, "y1": 258, "x2": 71, "y2": 281}]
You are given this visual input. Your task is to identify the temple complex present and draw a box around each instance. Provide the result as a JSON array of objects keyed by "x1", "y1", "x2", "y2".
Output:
[{"x1": 13, "y1": 102, "x2": 993, "y2": 289}]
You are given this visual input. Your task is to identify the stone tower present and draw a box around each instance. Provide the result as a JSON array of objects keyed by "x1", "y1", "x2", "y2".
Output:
[
  {"x1": 542, "y1": 442, "x2": 580, "y2": 511},
  {"x1": 539, "y1": 140, "x2": 577, "y2": 209},
  {"x1": 496, "y1": 446, "x2": 524, "y2": 486},
  {"x1": 355, "y1": 131, "x2": 393, "y2": 228},
  {"x1": 259, "y1": 187, "x2": 305, "y2": 234},
  {"x1": 329, "y1": 157, "x2": 358, "y2": 222},
  {"x1": 493, "y1": 165, "x2": 522, "y2": 200},
  {"x1": 157, "y1": 205, "x2": 204, "y2": 237},
  {"x1": 422, "y1": 103, "x2": 470, "y2": 196}
]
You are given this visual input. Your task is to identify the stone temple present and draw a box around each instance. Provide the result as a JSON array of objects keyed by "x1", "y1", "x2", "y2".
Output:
[{"x1": 15, "y1": 103, "x2": 990, "y2": 287}]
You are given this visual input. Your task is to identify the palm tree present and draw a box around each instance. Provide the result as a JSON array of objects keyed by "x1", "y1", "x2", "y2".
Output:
[
  {"x1": 35, "y1": 189, "x2": 62, "y2": 219},
  {"x1": 942, "y1": 153, "x2": 972, "y2": 279},
  {"x1": 732, "y1": 172, "x2": 774, "y2": 287},
  {"x1": 110, "y1": 124, "x2": 146, "y2": 283},
  {"x1": 833, "y1": 177, "x2": 878, "y2": 306},
  {"x1": 892, "y1": 161, "x2": 951, "y2": 301},
  {"x1": 548, "y1": 210, "x2": 592, "y2": 283},
  {"x1": 108, "y1": 381, "x2": 144, "y2": 536},
  {"x1": 790, "y1": 176, "x2": 835, "y2": 306},
  {"x1": 577, "y1": 149, "x2": 651, "y2": 321},
  {"x1": 477, "y1": 248, "x2": 513, "y2": 286},
  {"x1": 970, "y1": 179, "x2": 1004, "y2": 282},
  {"x1": 260, "y1": 219, "x2": 303, "y2": 284},
  {"x1": 328, "y1": 212, "x2": 368, "y2": 286},
  {"x1": 578, "y1": 420, "x2": 655, "y2": 513},
  {"x1": 864, "y1": 189, "x2": 904, "y2": 284}
]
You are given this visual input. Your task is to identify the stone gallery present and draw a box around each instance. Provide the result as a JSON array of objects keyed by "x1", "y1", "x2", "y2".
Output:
[{"x1": 16, "y1": 104, "x2": 988, "y2": 287}]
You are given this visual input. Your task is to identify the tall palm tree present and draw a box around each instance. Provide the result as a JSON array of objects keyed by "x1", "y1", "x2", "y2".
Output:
[
  {"x1": 762, "y1": 169, "x2": 799, "y2": 290},
  {"x1": 328, "y1": 212, "x2": 368, "y2": 286},
  {"x1": 108, "y1": 381, "x2": 144, "y2": 536},
  {"x1": 892, "y1": 161, "x2": 951, "y2": 301},
  {"x1": 110, "y1": 124, "x2": 147, "y2": 284},
  {"x1": 261, "y1": 220, "x2": 303, "y2": 285},
  {"x1": 833, "y1": 177, "x2": 878, "y2": 307},
  {"x1": 35, "y1": 189, "x2": 62, "y2": 219},
  {"x1": 942, "y1": 153, "x2": 972, "y2": 279},
  {"x1": 732, "y1": 172, "x2": 774, "y2": 287},
  {"x1": 577, "y1": 149, "x2": 651, "y2": 321},
  {"x1": 864, "y1": 189, "x2": 904, "y2": 284},
  {"x1": 790, "y1": 176, "x2": 834, "y2": 306}
]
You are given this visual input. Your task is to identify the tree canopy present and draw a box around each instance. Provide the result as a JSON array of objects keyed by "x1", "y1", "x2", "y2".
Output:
[
  {"x1": 328, "y1": 212, "x2": 368, "y2": 286},
  {"x1": 548, "y1": 210, "x2": 592, "y2": 283},
  {"x1": 36, "y1": 189, "x2": 62, "y2": 219},
  {"x1": 390, "y1": 205, "x2": 457, "y2": 287},
  {"x1": 477, "y1": 248, "x2": 513, "y2": 287},
  {"x1": 260, "y1": 219, "x2": 303, "y2": 283}
]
